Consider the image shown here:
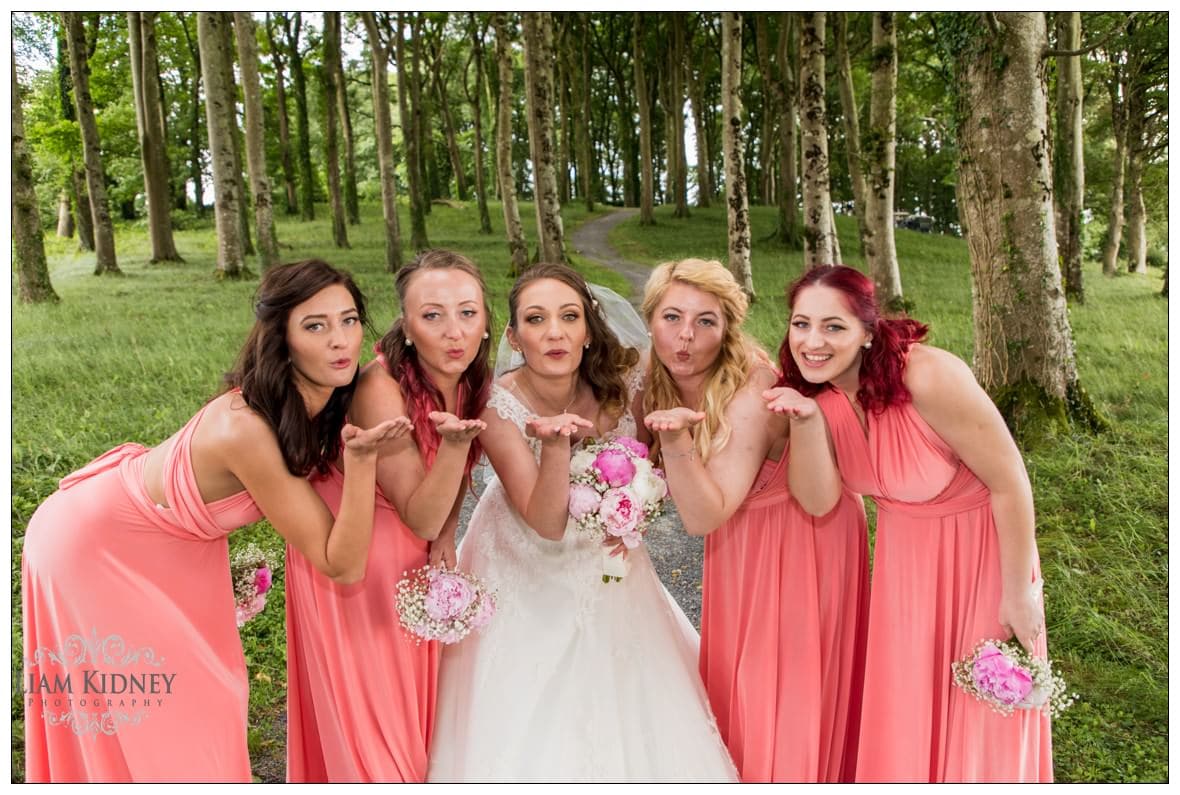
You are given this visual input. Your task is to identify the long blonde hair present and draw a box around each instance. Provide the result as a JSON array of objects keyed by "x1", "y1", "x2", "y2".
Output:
[{"x1": 641, "y1": 258, "x2": 771, "y2": 464}]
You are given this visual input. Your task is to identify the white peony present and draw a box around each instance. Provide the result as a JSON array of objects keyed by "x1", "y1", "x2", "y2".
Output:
[
  {"x1": 631, "y1": 465, "x2": 668, "y2": 506},
  {"x1": 570, "y1": 449, "x2": 597, "y2": 478}
]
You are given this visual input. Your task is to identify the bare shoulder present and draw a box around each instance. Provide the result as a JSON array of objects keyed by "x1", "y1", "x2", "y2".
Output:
[
  {"x1": 745, "y1": 361, "x2": 780, "y2": 393},
  {"x1": 904, "y1": 343, "x2": 977, "y2": 400},
  {"x1": 353, "y1": 360, "x2": 407, "y2": 416},
  {"x1": 202, "y1": 391, "x2": 279, "y2": 454}
]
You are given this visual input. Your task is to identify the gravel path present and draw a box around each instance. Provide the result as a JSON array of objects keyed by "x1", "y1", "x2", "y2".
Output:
[{"x1": 458, "y1": 208, "x2": 707, "y2": 628}]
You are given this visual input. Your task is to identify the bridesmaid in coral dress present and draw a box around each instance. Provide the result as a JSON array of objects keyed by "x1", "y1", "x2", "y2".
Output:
[
  {"x1": 285, "y1": 250, "x2": 491, "y2": 782},
  {"x1": 766, "y1": 265, "x2": 1052, "y2": 782},
  {"x1": 21, "y1": 260, "x2": 407, "y2": 782},
  {"x1": 639, "y1": 259, "x2": 868, "y2": 782}
]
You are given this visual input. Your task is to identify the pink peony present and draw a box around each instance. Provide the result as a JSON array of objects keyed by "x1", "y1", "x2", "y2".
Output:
[
  {"x1": 613, "y1": 436, "x2": 649, "y2": 460},
  {"x1": 254, "y1": 566, "x2": 272, "y2": 596},
  {"x1": 235, "y1": 594, "x2": 267, "y2": 628},
  {"x1": 593, "y1": 449, "x2": 636, "y2": 488},
  {"x1": 599, "y1": 487, "x2": 643, "y2": 537},
  {"x1": 424, "y1": 572, "x2": 475, "y2": 621},
  {"x1": 568, "y1": 483, "x2": 604, "y2": 519},
  {"x1": 972, "y1": 643, "x2": 1034, "y2": 705}
]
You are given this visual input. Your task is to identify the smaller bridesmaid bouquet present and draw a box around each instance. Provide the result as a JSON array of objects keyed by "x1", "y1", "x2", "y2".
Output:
[
  {"x1": 395, "y1": 565, "x2": 497, "y2": 644},
  {"x1": 951, "y1": 638, "x2": 1076, "y2": 718},
  {"x1": 230, "y1": 544, "x2": 276, "y2": 628},
  {"x1": 567, "y1": 436, "x2": 668, "y2": 583}
]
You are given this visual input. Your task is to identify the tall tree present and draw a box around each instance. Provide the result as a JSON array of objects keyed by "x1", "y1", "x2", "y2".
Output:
[
  {"x1": 1053, "y1": 12, "x2": 1085, "y2": 301},
  {"x1": 1100, "y1": 48, "x2": 1127, "y2": 276},
  {"x1": 197, "y1": 12, "x2": 243, "y2": 277},
  {"x1": 669, "y1": 13, "x2": 689, "y2": 218},
  {"x1": 396, "y1": 12, "x2": 430, "y2": 250},
  {"x1": 215, "y1": 15, "x2": 253, "y2": 256},
  {"x1": 178, "y1": 12, "x2": 205, "y2": 218},
  {"x1": 55, "y1": 23, "x2": 94, "y2": 248},
  {"x1": 322, "y1": 12, "x2": 350, "y2": 248},
  {"x1": 234, "y1": 12, "x2": 279, "y2": 269},
  {"x1": 950, "y1": 12, "x2": 1101, "y2": 440},
  {"x1": 283, "y1": 13, "x2": 315, "y2": 221},
  {"x1": 799, "y1": 12, "x2": 835, "y2": 268},
  {"x1": 833, "y1": 13, "x2": 869, "y2": 256},
  {"x1": 361, "y1": 12, "x2": 403, "y2": 271},
  {"x1": 128, "y1": 12, "x2": 182, "y2": 262},
  {"x1": 334, "y1": 21, "x2": 360, "y2": 226},
  {"x1": 409, "y1": 14, "x2": 433, "y2": 213},
  {"x1": 685, "y1": 16, "x2": 712, "y2": 208},
  {"x1": 634, "y1": 13, "x2": 655, "y2": 225},
  {"x1": 491, "y1": 12, "x2": 529, "y2": 275},
  {"x1": 265, "y1": 13, "x2": 299, "y2": 215},
  {"x1": 521, "y1": 12, "x2": 566, "y2": 264},
  {"x1": 13, "y1": 46, "x2": 59, "y2": 302},
  {"x1": 428, "y1": 16, "x2": 469, "y2": 202},
  {"x1": 464, "y1": 13, "x2": 494, "y2": 234},
  {"x1": 864, "y1": 12, "x2": 903, "y2": 307},
  {"x1": 721, "y1": 12, "x2": 753, "y2": 300},
  {"x1": 577, "y1": 14, "x2": 595, "y2": 212},
  {"x1": 62, "y1": 11, "x2": 119, "y2": 275}
]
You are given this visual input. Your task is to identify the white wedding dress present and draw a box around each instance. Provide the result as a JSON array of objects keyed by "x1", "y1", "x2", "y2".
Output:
[{"x1": 427, "y1": 374, "x2": 738, "y2": 783}]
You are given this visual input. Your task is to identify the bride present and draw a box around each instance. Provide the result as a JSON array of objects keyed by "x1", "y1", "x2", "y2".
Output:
[{"x1": 428, "y1": 264, "x2": 737, "y2": 782}]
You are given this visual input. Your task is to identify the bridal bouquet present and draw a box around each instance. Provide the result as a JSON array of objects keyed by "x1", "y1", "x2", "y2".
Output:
[
  {"x1": 395, "y1": 565, "x2": 497, "y2": 644},
  {"x1": 231, "y1": 544, "x2": 276, "y2": 628},
  {"x1": 567, "y1": 436, "x2": 669, "y2": 583},
  {"x1": 951, "y1": 638, "x2": 1076, "y2": 718}
]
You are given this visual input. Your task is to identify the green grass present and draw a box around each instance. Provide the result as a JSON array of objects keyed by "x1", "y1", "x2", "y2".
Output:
[{"x1": 11, "y1": 199, "x2": 1167, "y2": 782}]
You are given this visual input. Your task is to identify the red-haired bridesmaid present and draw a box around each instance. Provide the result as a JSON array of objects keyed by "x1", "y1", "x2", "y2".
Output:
[
  {"x1": 766, "y1": 264, "x2": 1052, "y2": 782},
  {"x1": 640, "y1": 258, "x2": 869, "y2": 782},
  {"x1": 285, "y1": 250, "x2": 492, "y2": 782}
]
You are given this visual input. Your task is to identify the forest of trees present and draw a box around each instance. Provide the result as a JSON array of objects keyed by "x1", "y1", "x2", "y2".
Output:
[{"x1": 10, "y1": 12, "x2": 1169, "y2": 436}]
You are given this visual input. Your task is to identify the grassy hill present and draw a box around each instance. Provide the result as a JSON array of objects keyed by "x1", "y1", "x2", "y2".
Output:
[{"x1": 11, "y1": 201, "x2": 1167, "y2": 782}]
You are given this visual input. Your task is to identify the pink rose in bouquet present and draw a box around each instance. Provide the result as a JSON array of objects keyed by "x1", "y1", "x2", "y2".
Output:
[
  {"x1": 971, "y1": 643, "x2": 1034, "y2": 705},
  {"x1": 593, "y1": 449, "x2": 636, "y2": 488},
  {"x1": 599, "y1": 488, "x2": 643, "y2": 548},
  {"x1": 568, "y1": 482, "x2": 603, "y2": 520},
  {"x1": 614, "y1": 436, "x2": 649, "y2": 459},
  {"x1": 254, "y1": 566, "x2": 273, "y2": 596},
  {"x1": 424, "y1": 571, "x2": 476, "y2": 621}
]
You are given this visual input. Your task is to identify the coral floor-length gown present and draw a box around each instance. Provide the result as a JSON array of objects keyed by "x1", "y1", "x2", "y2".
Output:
[
  {"x1": 816, "y1": 386, "x2": 1053, "y2": 782},
  {"x1": 699, "y1": 451, "x2": 869, "y2": 782}
]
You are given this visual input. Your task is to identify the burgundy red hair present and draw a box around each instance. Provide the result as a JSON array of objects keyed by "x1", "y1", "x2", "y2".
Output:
[{"x1": 776, "y1": 265, "x2": 928, "y2": 414}]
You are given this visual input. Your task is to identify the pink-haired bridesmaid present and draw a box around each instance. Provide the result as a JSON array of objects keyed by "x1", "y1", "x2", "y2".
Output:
[
  {"x1": 640, "y1": 258, "x2": 869, "y2": 782},
  {"x1": 767, "y1": 264, "x2": 1052, "y2": 782},
  {"x1": 285, "y1": 250, "x2": 492, "y2": 782},
  {"x1": 21, "y1": 260, "x2": 406, "y2": 782}
]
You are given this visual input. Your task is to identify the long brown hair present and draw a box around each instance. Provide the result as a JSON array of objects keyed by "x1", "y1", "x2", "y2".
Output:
[
  {"x1": 375, "y1": 249, "x2": 493, "y2": 473},
  {"x1": 507, "y1": 263, "x2": 640, "y2": 420},
  {"x1": 223, "y1": 259, "x2": 368, "y2": 477}
]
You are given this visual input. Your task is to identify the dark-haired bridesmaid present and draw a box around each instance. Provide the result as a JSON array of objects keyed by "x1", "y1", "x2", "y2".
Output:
[
  {"x1": 22, "y1": 260, "x2": 406, "y2": 782},
  {"x1": 285, "y1": 250, "x2": 492, "y2": 782},
  {"x1": 765, "y1": 265, "x2": 1052, "y2": 782}
]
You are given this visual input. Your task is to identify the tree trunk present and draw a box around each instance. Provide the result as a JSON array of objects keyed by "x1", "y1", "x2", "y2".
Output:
[
  {"x1": 1123, "y1": 60, "x2": 1148, "y2": 274},
  {"x1": 686, "y1": 29, "x2": 711, "y2": 208},
  {"x1": 1053, "y1": 12, "x2": 1084, "y2": 302},
  {"x1": 578, "y1": 14, "x2": 595, "y2": 213},
  {"x1": 396, "y1": 12, "x2": 430, "y2": 250},
  {"x1": 179, "y1": 13, "x2": 205, "y2": 217},
  {"x1": 363, "y1": 13, "x2": 404, "y2": 271},
  {"x1": 322, "y1": 12, "x2": 350, "y2": 249},
  {"x1": 197, "y1": 12, "x2": 244, "y2": 277},
  {"x1": 129, "y1": 12, "x2": 182, "y2": 263},
  {"x1": 429, "y1": 20, "x2": 469, "y2": 202},
  {"x1": 266, "y1": 14, "x2": 299, "y2": 215},
  {"x1": 336, "y1": 41, "x2": 360, "y2": 226},
  {"x1": 772, "y1": 14, "x2": 802, "y2": 248},
  {"x1": 1101, "y1": 64, "x2": 1126, "y2": 276},
  {"x1": 216, "y1": 15, "x2": 253, "y2": 256},
  {"x1": 466, "y1": 13, "x2": 494, "y2": 234},
  {"x1": 669, "y1": 13, "x2": 689, "y2": 218},
  {"x1": 491, "y1": 12, "x2": 530, "y2": 275},
  {"x1": 62, "y1": 11, "x2": 119, "y2": 275},
  {"x1": 555, "y1": 28, "x2": 572, "y2": 205},
  {"x1": 953, "y1": 12, "x2": 1101, "y2": 442},
  {"x1": 864, "y1": 11, "x2": 903, "y2": 306},
  {"x1": 234, "y1": 12, "x2": 279, "y2": 269},
  {"x1": 799, "y1": 12, "x2": 835, "y2": 268},
  {"x1": 73, "y1": 168, "x2": 95, "y2": 250},
  {"x1": 13, "y1": 50, "x2": 59, "y2": 303},
  {"x1": 410, "y1": 15, "x2": 434, "y2": 212},
  {"x1": 285, "y1": 13, "x2": 315, "y2": 221},
  {"x1": 634, "y1": 13, "x2": 655, "y2": 225},
  {"x1": 721, "y1": 12, "x2": 754, "y2": 300},
  {"x1": 522, "y1": 12, "x2": 566, "y2": 264},
  {"x1": 56, "y1": 189, "x2": 74, "y2": 238},
  {"x1": 834, "y1": 13, "x2": 869, "y2": 257}
]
